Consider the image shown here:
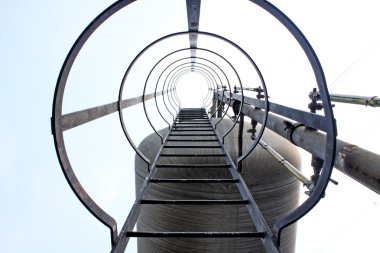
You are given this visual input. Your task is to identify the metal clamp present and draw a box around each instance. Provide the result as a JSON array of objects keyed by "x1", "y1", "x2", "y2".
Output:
[{"x1": 283, "y1": 120, "x2": 305, "y2": 145}]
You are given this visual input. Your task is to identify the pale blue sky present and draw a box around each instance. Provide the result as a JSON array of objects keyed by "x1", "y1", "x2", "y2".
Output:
[{"x1": 1, "y1": 1, "x2": 380, "y2": 252}]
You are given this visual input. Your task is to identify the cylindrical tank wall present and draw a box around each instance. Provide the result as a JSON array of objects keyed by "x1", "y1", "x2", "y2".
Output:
[{"x1": 135, "y1": 119, "x2": 301, "y2": 253}]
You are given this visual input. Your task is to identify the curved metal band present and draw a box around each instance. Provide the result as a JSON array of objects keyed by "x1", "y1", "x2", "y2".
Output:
[
  {"x1": 141, "y1": 47, "x2": 234, "y2": 130},
  {"x1": 249, "y1": 0, "x2": 337, "y2": 245},
  {"x1": 118, "y1": 31, "x2": 250, "y2": 149},
  {"x1": 51, "y1": 0, "x2": 139, "y2": 245},
  {"x1": 146, "y1": 48, "x2": 220, "y2": 127},
  {"x1": 166, "y1": 64, "x2": 223, "y2": 118},
  {"x1": 162, "y1": 56, "x2": 230, "y2": 121},
  {"x1": 146, "y1": 47, "x2": 233, "y2": 122},
  {"x1": 155, "y1": 63, "x2": 217, "y2": 128},
  {"x1": 172, "y1": 67, "x2": 216, "y2": 109},
  {"x1": 168, "y1": 65, "x2": 217, "y2": 110},
  {"x1": 164, "y1": 61, "x2": 223, "y2": 112},
  {"x1": 169, "y1": 65, "x2": 217, "y2": 110},
  {"x1": 168, "y1": 66, "x2": 216, "y2": 108}
]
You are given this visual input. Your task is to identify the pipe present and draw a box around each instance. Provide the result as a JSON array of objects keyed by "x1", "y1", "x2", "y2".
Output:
[
  {"x1": 329, "y1": 94, "x2": 380, "y2": 107},
  {"x1": 221, "y1": 97, "x2": 380, "y2": 194}
]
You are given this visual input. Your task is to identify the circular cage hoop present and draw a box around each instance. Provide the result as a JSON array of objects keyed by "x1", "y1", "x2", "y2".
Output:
[
  {"x1": 52, "y1": 0, "x2": 336, "y2": 248},
  {"x1": 149, "y1": 54, "x2": 229, "y2": 123},
  {"x1": 142, "y1": 47, "x2": 236, "y2": 127},
  {"x1": 118, "y1": 32, "x2": 269, "y2": 176}
]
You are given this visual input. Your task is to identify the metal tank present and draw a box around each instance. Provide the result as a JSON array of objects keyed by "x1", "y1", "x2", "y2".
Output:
[{"x1": 135, "y1": 119, "x2": 301, "y2": 253}]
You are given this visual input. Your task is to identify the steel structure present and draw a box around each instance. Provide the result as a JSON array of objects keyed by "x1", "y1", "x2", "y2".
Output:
[{"x1": 49, "y1": 0, "x2": 380, "y2": 252}]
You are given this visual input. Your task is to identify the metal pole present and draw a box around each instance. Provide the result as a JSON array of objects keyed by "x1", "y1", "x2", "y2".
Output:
[
  {"x1": 237, "y1": 114, "x2": 244, "y2": 172},
  {"x1": 329, "y1": 94, "x2": 380, "y2": 107},
  {"x1": 258, "y1": 139, "x2": 314, "y2": 190},
  {"x1": 311, "y1": 90, "x2": 380, "y2": 107},
  {"x1": 221, "y1": 96, "x2": 380, "y2": 194}
]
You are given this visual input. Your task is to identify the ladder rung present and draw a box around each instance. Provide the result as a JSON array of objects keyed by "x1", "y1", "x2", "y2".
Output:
[
  {"x1": 171, "y1": 129, "x2": 214, "y2": 132},
  {"x1": 156, "y1": 164, "x2": 230, "y2": 168},
  {"x1": 167, "y1": 139, "x2": 218, "y2": 142},
  {"x1": 178, "y1": 115, "x2": 205, "y2": 116},
  {"x1": 177, "y1": 115, "x2": 207, "y2": 117},
  {"x1": 140, "y1": 199, "x2": 249, "y2": 205},
  {"x1": 149, "y1": 179, "x2": 239, "y2": 183},
  {"x1": 126, "y1": 231, "x2": 265, "y2": 238},
  {"x1": 160, "y1": 153, "x2": 225, "y2": 157},
  {"x1": 177, "y1": 118, "x2": 208, "y2": 120},
  {"x1": 175, "y1": 119, "x2": 210, "y2": 125},
  {"x1": 174, "y1": 125, "x2": 212, "y2": 128},
  {"x1": 164, "y1": 145, "x2": 221, "y2": 148},
  {"x1": 169, "y1": 134, "x2": 216, "y2": 136},
  {"x1": 174, "y1": 123, "x2": 211, "y2": 125}
]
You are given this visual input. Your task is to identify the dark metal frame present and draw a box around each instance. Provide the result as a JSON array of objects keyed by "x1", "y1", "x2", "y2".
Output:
[
  {"x1": 140, "y1": 47, "x2": 236, "y2": 129},
  {"x1": 52, "y1": 0, "x2": 336, "y2": 251},
  {"x1": 118, "y1": 32, "x2": 261, "y2": 168}
]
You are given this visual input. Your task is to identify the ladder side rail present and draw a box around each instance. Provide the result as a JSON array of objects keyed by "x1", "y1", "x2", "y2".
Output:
[{"x1": 111, "y1": 112, "x2": 180, "y2": 253}]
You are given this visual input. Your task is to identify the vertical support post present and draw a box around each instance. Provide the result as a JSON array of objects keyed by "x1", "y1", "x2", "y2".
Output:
[
  {"x1": 311, "y1": 156, "x2": 324, "y2": 186},
  {"x1": 307, "y1": 88, "x2": 325, "y2": 193},
  {"x1": 237, "y1": 113, "x2": 245, "y2": 172},
  {"x1": 211, "y1": 93, "x2": 218, "y2": 118},
  {"x1": 217, "y1": 99, "x2": 223, "y2": 118}
]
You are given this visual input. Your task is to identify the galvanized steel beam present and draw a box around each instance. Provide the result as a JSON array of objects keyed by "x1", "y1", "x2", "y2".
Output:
[
  {"x1": 329, "y1": 93, "x2": 380, "y2": 107},
  {"x1": 186, "y1": 0, "x2": 201, "y2": 63},
  {"x1": 220, "y1": 96, "x2": 380, "y2": 194},
  {"x1": 60, "y1": 91, "x2": 166, "y2": 131}
]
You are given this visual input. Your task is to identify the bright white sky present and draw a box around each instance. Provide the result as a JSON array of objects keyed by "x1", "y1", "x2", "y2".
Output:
[{"x1": 1, "y1": 0, "x2": 380, "y2": 252}]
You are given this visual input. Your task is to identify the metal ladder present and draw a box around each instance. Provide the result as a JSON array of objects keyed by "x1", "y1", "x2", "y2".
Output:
[{"x1": 113, "y1": 108, "x2": 281, "y2": 253}]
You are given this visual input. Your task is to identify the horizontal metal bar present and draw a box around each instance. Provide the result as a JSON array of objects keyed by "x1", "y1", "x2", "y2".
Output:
[
  {"x1": 178, "y1": 116, "x2": 207, "y2": 117},
  {"x1": 176, "y1": 121, "x2": 210, "y2": 123},
  {"x1": 163, "y1": 145, "x2": 221, "y2": 148},
  {"x1": 177, "y1": 118, "x2": 209, "y2": 120},
  {"x1": 169, "y1": 133, "x2": 216, "y2": 136},
  {"x1": 156, "y1": 164, "x2": 230, "y2": 168},
  {"x1": 178, "y1": 115, "x2": 208, "y2": 116},
  {"x1": 176, "y1": 118, "x2": 209, "y2": 120},
  {"x1": 166, "y1": 139, "x2": 218, "y2": 142},
  {"x1": 126, "y1": 231, "x2": 265, "y2": 238},
  {"x1": 173, "y1": 126, "x2": 212, "y2": 128},
  {"x1": 171, "y1": 129, "x2": 214, "y2": 132},
  {"x1": 218, "y1": 91, "x2": 327, "y2": 131},
  {"x1": 329, "y1": 93, "x2": 380, "y2": 107},
  {"x1": 174, "y1": 123, "x2": 211, "y2": 125},
  {"x1": 140, "y1": 199, "x2": 249, "y2": 205},
  {"x1": 61, "y1": 91, "x2": 165, "y2": 131},
  {"x1": 160, "y1": 153, "x2": 225, "y2": 157},
  {"x1": 222, "y1": 96, "x2": 380, "y2": 194},
  {"x1": 179, "y1": 112, "x2": 205, "y2": 114},
  {"x1": 149, "y1": 179, "x2": 239, "y2": 183}
]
